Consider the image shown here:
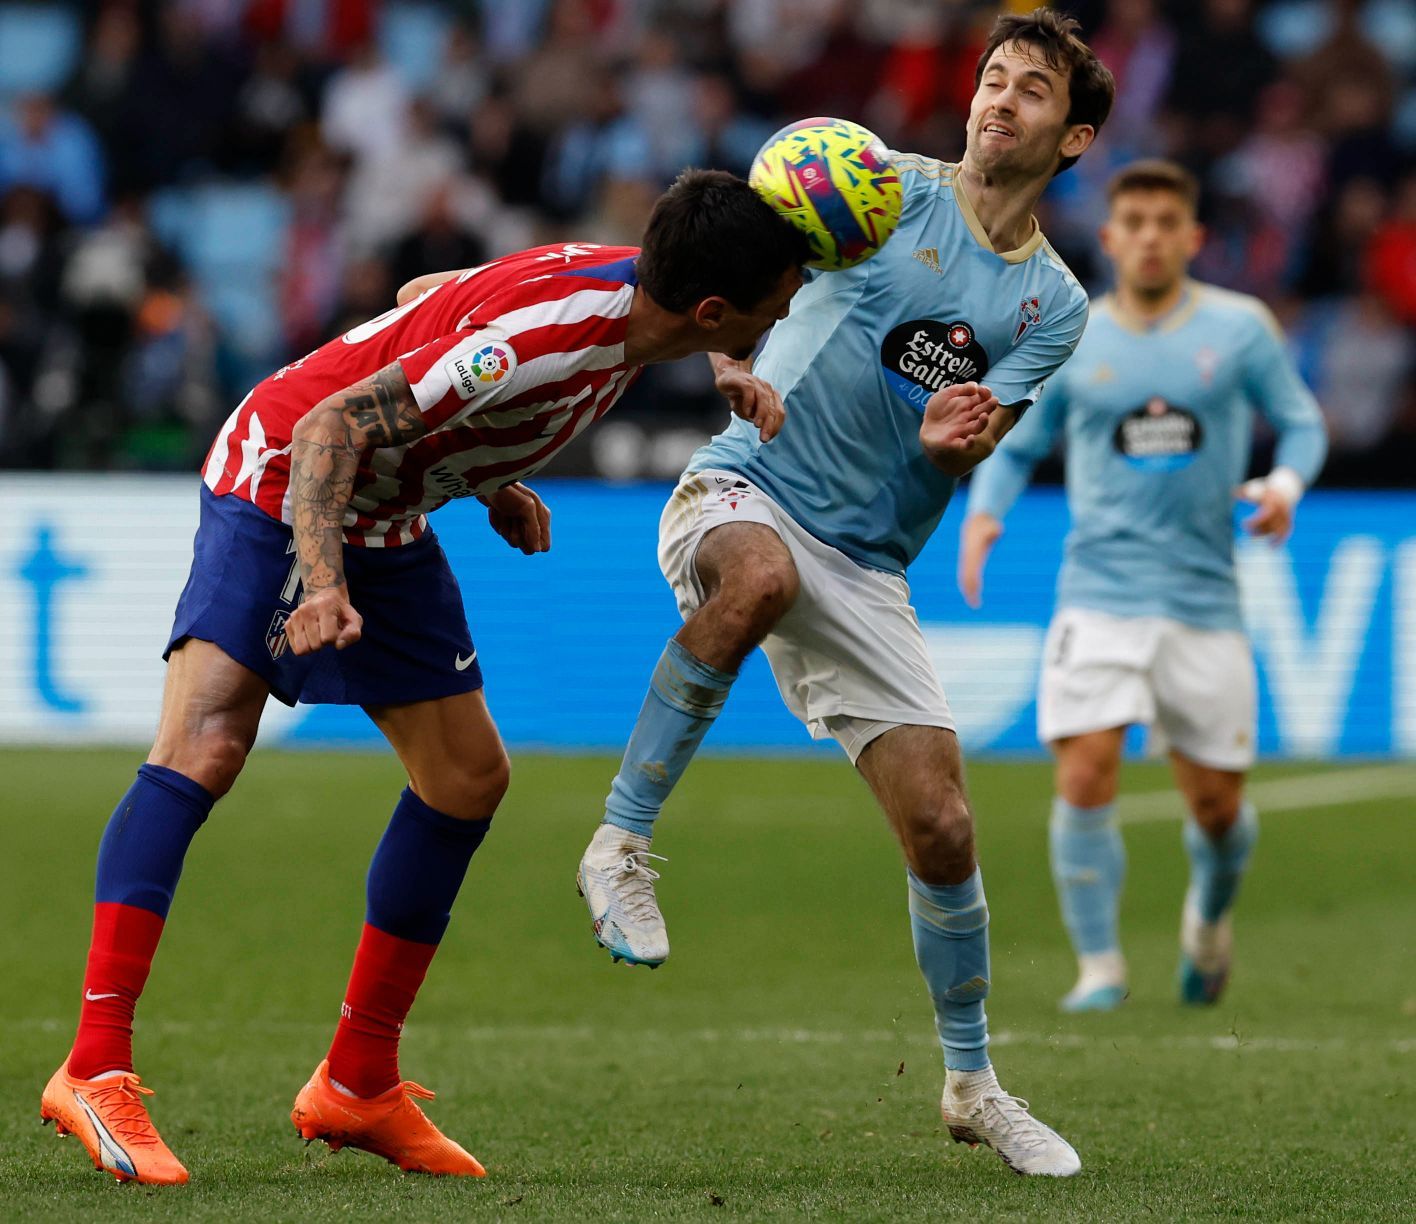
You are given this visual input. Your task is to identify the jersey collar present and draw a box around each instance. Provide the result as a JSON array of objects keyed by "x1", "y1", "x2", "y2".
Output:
[
  {"x1": 1101, "y1": 281, "x2": 1201, "y2": 334},
  {"x1": 949, "y1": 164, "x2": 1044, "y2": 264}
]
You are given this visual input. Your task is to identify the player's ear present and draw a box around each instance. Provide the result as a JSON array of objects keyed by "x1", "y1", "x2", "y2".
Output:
[
  {"x1": 1186, "y1": 221, "x2": 1206, "y2": 259},
  {"x1": 1060, "y1": 124, "x2": 1094, "y2": 164},
  {"x1": 693, "y1": 297, "x2": 728, "y2": 331},
  {"x1": 1098, "y1": 217, "x2": 1116, "y2": 258}
]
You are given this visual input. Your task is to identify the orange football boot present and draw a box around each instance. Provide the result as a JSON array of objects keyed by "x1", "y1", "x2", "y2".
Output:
[
  {"x1": 40, "y1": 1060, "x2": 189, "y2": 1184},
  {"x1": 291, "y1": 1060, "x2": 486, "y2": 1176}
]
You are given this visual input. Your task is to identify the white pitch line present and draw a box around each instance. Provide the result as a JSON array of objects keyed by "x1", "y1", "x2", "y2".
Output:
[
  {"x1": 1119, "y1": 764, "x2": 1416, "y2": 825},
  {"x1": 14, "y1": 1018, "x2": 1413, "y2": 1054}
]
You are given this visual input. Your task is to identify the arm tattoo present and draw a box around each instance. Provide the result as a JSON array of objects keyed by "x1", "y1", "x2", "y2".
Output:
[{"x1": 288, "y1": 363, "x2": 426, "y2": 594}]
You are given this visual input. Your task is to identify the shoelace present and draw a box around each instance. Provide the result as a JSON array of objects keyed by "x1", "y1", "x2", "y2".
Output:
[
  {"x1": 615, "y1": 851, "x2": 667, "y2": 923},
  {"x1": 401, "y1": 1081, "x2": 436, "y2": 1103},
  {"x1": 86, "y1": 1076, "x2": 161, "y2": 1148},
  {"x1": 979, "y1": 1093, "x2": 1048, "y2": 1153}
]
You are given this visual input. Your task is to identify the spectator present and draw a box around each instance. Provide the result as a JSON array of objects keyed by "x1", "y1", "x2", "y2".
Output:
[
  {"x1": 278, "y1": 139, "x2": 348, "y2": 356},
  {"x1": 320, "y1": 41, "x2": 410, "y2": 166},
  {"x1": 341, "y1": 97, "x2": 465, "y2": 253},
  {"x1": 1307, "y1": 290, "x2": 1413, "y2": 458},
  {"x1": 1089, "y1": 0, "x2": 1176, "y2": 151},
  {"x1": 0, "y1": 95, "x2": 105, "y2": 225},
  {"x1": 1165, "y1": 0, "x2": 1276, "y2": 158},
  {"x1": 387, "y1": 182, "x2": 488, "y2": 305},
  {"x1": 1366, "y1": 171, "x2": 1416, "y2": 326}
]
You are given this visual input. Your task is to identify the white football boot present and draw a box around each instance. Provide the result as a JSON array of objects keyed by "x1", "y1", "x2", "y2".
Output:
[
  {"x1": 1178, "y1": 890, "x2": 1232, "y2": 1005},
  {"x1": 1060, "y1": 949, "x2": 1128, "y2": 1013},
  {"x1": 577, "y1": 824, "x2": 670, "y2": 967},
  {"x1": 940, "y1": 1068, "x2": 1082, "y2": 1177}
]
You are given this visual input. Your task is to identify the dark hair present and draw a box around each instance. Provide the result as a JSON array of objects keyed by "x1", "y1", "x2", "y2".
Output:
[
  {"x1": 1106, "y1": 158, "x2": 1200, "y2": 210},
  {"x1": 638, "y1": 169, "x2": 811, "y2": 314},
  {"x1": 975, "y1": 7, "x2": 1115, "y2": 175}
]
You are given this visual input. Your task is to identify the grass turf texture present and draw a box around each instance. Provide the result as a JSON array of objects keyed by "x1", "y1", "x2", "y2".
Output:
[{"x1": 2, "y1": 749, "x2": 1412, "y2": 1221}]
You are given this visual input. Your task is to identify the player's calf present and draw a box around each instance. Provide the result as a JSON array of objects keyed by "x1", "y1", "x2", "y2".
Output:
[{"x1": 1178, "y1": 802, "x2": 1257, "y2": 1006}]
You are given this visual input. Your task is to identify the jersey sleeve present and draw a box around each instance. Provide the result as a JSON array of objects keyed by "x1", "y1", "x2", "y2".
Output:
[
  {"x1": 397, "y1": 326, "x2": 528, "y2": 431},
  {"x1": 984, "y1": 285, "x2": 1088, "y2": 410},
  {"x1": 1239, "y1": 305, "x2": 1328, "y2": 486},
  {"x1": 965, "y1": 369, "x2": 1068, "y2": 520}
]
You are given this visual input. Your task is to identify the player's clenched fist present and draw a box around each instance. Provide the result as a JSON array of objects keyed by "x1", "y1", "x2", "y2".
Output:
[
  {"x1": 484, "y1": 482, "x2": 552, "y2": 555},
  {"x1": 920, "y1": 381, "x2": 999, "y2": 460},
  {"x1": 286, "y1": 585, "x2": 363, "y2": 655}
]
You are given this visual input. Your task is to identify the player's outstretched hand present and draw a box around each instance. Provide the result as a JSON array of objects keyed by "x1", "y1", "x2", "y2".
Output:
[
  {"x1": 716, "y1": 367, "x2": 786, "y2": 442},
  {"x1": 1236, "y1": 478, "x2": 1295, "y2": 544},
  {"x1": 920, "y1": 382, "x2": 998, "y2": 457},
  {"x1": 286, "y1": 585, "x2": 363, "y2": 655},
  {"x1": 484, "y1": 482, "x2": 552, "y2": 554},
  {"x1": 958, "y1": 512, "x2": 1004, "y2": 609}
]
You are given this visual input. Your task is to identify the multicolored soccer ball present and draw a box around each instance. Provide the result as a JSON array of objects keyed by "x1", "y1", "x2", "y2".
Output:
[{"x1": 749, "y1": 118, "x2": 903, "y2": 271}]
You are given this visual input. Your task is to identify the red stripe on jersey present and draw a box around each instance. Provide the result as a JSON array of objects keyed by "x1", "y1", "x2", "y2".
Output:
[{"x1": 198, "y1": 244, "x2": 642, "y2": 544}]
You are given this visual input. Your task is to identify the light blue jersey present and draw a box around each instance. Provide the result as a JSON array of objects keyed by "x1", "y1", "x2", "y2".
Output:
[
  {"x1": 966, "y1": 283, "x2": 1329, "y2": 631},
  {"x1": 689, "y1": 155, "x2": 1089, "y2": 575}
]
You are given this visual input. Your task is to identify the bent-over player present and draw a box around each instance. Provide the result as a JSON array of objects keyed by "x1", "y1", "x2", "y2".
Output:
[{"x1": 41, "y1": 170, "x2": 808, "y2": 1185}]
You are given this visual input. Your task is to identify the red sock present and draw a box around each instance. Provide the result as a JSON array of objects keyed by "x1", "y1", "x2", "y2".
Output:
[
  {"x1": 326, "y1": 923, "x2": 439, "y2": 1098},
  {"x1": 68, "y1": 902, "x2": 167, "y2": 1079}
]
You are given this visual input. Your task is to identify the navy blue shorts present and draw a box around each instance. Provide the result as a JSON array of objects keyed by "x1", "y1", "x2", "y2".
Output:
[{"x1": 166, "y1": 487, "x2": 483, "y2": 707}]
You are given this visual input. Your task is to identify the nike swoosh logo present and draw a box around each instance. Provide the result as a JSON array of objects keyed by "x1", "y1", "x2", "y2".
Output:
[
  {"x1": 85, "y1": 989, "x2": 120, "y2": 1001},
  {"x1": 455, "y1": 652, "x2": 477, "y2": 671}
]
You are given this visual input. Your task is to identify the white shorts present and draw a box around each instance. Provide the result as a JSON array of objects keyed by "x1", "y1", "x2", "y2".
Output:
[
  {"x1": 1037, "y1": 607, "x2": 1257, "y2": 771},
  {"x1": 659, "y1": 471, "x2": 955, "y2": 762}
]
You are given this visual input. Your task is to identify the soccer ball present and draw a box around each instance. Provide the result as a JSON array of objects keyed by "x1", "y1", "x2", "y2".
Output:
[{"x1": 749, "y1": 117, "x2": 903, "y2": 271}]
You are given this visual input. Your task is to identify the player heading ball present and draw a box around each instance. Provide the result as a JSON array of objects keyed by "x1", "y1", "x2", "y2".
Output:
[{"x1": 40, "y1": 168, "x2": 810, "y2": 1185}]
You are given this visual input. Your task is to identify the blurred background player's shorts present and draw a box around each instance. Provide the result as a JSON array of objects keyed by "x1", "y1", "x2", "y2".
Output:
[{"x1": 1038, "y1": 607, "x2": 1257, "y2": 770}]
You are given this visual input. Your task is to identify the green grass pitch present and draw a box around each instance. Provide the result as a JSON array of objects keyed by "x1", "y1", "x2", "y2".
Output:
[{"x1": 2, "y1": 747, "x2": 1412, "y2": 1221}]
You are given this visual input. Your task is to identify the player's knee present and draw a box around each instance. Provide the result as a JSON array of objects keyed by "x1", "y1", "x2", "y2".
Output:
[
  {"x1": 718, "y1": 564, "x2": 798, "y2": 640},
  {"x1": 151, "y1": 722, "x2": 254, "y2": 799},
  {"x1": 904, "y1": 792, "x2": 975, "y2": 877},
  {"x1": 1188, "y1": 789, "x2": 1240, "y2": 837},
  {"x1": 426, "y1": 749, "x2": 511, "y2": 822},
  {"x1": 1057, "y1": 753, "x2": 1119, "y2": 808}
]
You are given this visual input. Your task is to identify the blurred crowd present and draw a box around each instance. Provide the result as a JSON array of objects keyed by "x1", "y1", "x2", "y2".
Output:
[{"x1": 0, "y1": 0, "x2": 1413, "y2": 484}]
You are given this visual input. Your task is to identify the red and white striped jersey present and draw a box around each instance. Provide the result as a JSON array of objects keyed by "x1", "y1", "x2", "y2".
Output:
[{"x1": 201, "y1": 243, "x2": 643, "y2": 547}]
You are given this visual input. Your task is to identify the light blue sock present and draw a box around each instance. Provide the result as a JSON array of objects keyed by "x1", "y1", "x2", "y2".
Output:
[
  {"x1": 908, "y1": 867, "x2": 991, "y2": 1072},
  {"x1": 603, "y1": 638, "x2": 736, "y2": 838},
  {"x1": 1183, "y1": 801, "x2": 1258, "y2": 923},
  {"x1": 1049, "y1": 798, "x2": 1125, "y2": 957}
]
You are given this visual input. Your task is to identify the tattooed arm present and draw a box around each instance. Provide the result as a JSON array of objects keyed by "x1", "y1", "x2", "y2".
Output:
[{"x1": 283, "y1": 363, "x2": 427, "y2": 656}]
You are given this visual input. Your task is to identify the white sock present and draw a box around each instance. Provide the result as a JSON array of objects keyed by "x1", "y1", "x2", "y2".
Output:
[
  {"x1": 1073, "y1": 949, "x2": 1127, "y2": 992},
  {"x1": 90, "y1": 1069, "x2": 131, "y2": 1081},
  {"x1": 945, "y1": 1064, "x2": 1000, "y2": 1107},
  {"x1": 330, "y1": 1077, "x2": 360, "y2": 1098}
]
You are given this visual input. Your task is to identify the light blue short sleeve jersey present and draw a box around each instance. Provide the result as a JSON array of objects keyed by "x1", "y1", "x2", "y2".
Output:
[
  {"x1": 966, "y1": 282, "x2": 1329, "y2": 631},
  {"x1": 688, "y1": 155, "x2": 1089, "y2": 575}
]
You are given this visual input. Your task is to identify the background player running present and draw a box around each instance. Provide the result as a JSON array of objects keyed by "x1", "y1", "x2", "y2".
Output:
[
  {"x1": 578, "y1": 9, "x2": 1113, "y2": 1178},
  {"x1": 959, "y1": 159, "x2": 1328, "y2": 1013},
  {"x1": 40, "y1": 170, "x2": 808, "y2": 1186}
]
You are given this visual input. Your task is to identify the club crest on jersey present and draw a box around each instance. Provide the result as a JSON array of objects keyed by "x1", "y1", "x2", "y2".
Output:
[
  {"x1": 266, "y1": 610, "x2": 291, "y2": 660},
  {"x1": 446, "y1": 341, "x2": 517, "y2": 400},
  {"x1": 1114, "y1": 397, "x2": 1203, "y2": 472},
  {"x1": 880, "y1": 319, "x2": 989, "y2": 412},
  {"x1": 1013, "y1": 297, "x2": 1042, "y2": 344}
]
